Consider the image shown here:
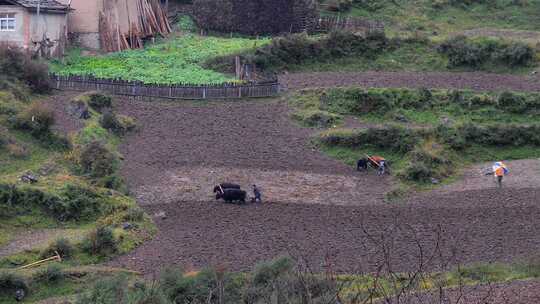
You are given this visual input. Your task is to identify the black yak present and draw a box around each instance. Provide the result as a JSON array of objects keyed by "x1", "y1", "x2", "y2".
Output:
[
  {"x1": 213, "y1": 183, "x2": 241, "y2": 193},
  {"x1": 215, "y1": 189, "x2": 247, "y2": 204},
  {"x1": 357, "y1": 158, "x2": 368, "y2": 171}
]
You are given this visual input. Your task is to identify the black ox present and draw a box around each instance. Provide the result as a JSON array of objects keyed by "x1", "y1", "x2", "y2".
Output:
[
  {"x1": 215, "y1": 189, "x2": 247, "y2": 204},
  {"x1": 213, "y1": 183, "x2": 241, "y2": 193}
]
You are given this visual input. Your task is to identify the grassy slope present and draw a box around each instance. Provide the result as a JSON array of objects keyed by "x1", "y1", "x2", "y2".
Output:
[
  {"x1": 290, "y1": 0, "x2": 540, "y2": 74},
  {"x1": 289, "y1": 88, "x2": 540, "y2": 186},
  {"x1": 50, "y1": 34, "x2": 269, "y2": 85},
  {"x1": 0, "y1": 91, "x2": 155, "y2": 302},
  {"x1": 322, "y1": 0, "x2": 540, "y2": 37}
]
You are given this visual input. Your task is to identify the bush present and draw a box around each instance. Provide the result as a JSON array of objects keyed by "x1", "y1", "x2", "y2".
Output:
[
  {"x1": 87, "y1": 92, "x2": 112, "y2": 113},
  {"x1": 80, "y1": 141, "x2": 117, "y2": 178},
  {"x1": 41, "y1": 238, "x2": 74, "y2": 259},
  {"x1": 82, "y1": 226, "x2": 117, "y2": 255},
  {"x1": 253, "y1": 30, "x2": 390, "y2": 70},
  {"x1": 0, "y1": 126, "x2": 10, "y2": 149},
  {"x1": 438, "y1": 36, "x2": 535, "y2": 68},
  {"x1": 6, "y1": 143, "x2": 28, "y2": 159},
  {"x1": 100, "y1": 111, "x2": 136, "y2": 136},
  {"x1": 0, "y1": 183, "x2": 101, "y2": 221},
  {"x1": 402, "y1": 161, "x2": 435, "y2": 182},
  {"x1": 75, "y1": 276, "x2": 128, "y2": 304},
  {"x1": 292, "y1": 110, "x2": 340, "y2": 128},
  {"x1": 123, "y1": 207, "x2": 145, "y2": 222},
  {"x1": 0, "y1": 272, "x2": 28, "y2": 295},
  {"x1": 13, "y1": 102, "x2": 55, "y2": 137},
  {"x1": 319, "y1": 125, "x2": 420, "y2": 153},
  {"x1": 497, "y1": 91, "x2": 527, "y2": 113},
  {"x1": 33, "y1": 264, "x2": 64, "y2": 284},
  {"x1": 0, "y1": 44, "x2": 50, "y2": 93}
]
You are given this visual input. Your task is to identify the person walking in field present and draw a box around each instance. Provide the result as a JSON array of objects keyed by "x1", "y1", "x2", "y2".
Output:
[
  {"x1": 378, "y1": 160, "x2": 386, "y2": 176},
  {"x1": 491, "y1": 161, "x2": 509, "y2": 188},
  {"x1": 252, "y1": 184, "x2": 262, "y2": 203}
]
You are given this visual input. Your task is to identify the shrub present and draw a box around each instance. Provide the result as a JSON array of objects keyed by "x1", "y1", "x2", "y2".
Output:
[
  {"x1": 497, "y1": 91, "x2": 527, "y2": 113},
  {"x1": 123, "y1": 207, "x2": 145, "y2": 222},
  {"x1": 438, "y1": 36, "x2": 535, "y2": 68},
  {"x1": 0, "y1": 44, "x2": 50, "y2": 93},
  {"x1": 319, "y1": 125, "x2": 420, "y2": 153},
  {"x1": 87, "y1": 92, "x2": 112, "y2": 113},
  {"x1": 80, "y1": 141, "x2": 117, "y2": 178},
  {"x1": 0, "y1": 183, "x2": 101, "y2": 222},
  {"x1": 253, "y1": 31, "x2": 389, "y2": 70},
  {"x1": 13, "y1": 102, "x2": 55, "y2": 137},
  {"x1": 82, "y1": 226, "x2": 117, "y2": 255},
  {"x1": 33, "y1": 264, "x2": 64, "y2": 284},
  {"x1": 53, "y1": 184, "x2": 102, "y2": 221},
  {"x1": 6, "y1": 143, "x2": 28, "y2": 159},
  {"x1": 402, "y1": 161, "x2": 435, "y2": 182},
  {"x1": 0, "y1": 126, "x2": 9, "y2": 149},
  {"x1": 41, "y1": 238, "x2": 74, "y2": 259},
  {"x1": 0, "y1": 272, "x2": 28, "y2": 295},
  {"x1": 100, "y1": 111, "x2": 136, "y2": 136},
  {"x1": 292, "y1": 110, "x2": 340, "y2": 128},
  {"x1": 75, "y1": 276, "x2": 128, "y2": 304}
]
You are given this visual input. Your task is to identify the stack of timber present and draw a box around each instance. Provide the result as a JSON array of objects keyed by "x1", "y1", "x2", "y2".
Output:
[{"x1": 99, "y1": 0, "x2": 172, "y2": 53}]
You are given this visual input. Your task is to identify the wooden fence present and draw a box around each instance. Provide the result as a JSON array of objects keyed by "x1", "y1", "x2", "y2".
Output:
[
  {"x1": 51, "y1": 75, "x2": 280, "y2": 100},
  {"x1": 314, "y1": 16, "x2": 385, "y2": 34}
]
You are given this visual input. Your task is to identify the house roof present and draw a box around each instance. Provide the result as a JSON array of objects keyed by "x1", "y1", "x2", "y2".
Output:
[{"x1": 4, "y1": 0, "x2": 70, "y2": 12}]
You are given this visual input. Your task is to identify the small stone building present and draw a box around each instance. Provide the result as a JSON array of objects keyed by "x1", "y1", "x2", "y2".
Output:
[{"x1": 0, "y1": 0, "x2": 69, "y2": 57}]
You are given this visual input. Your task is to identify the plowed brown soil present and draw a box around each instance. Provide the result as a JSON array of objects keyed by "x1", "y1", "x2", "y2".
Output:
[
  {"x1": 280, "y1": 72, "x2": 540, "y2": 92},
  {"x1": 109, "y1": 97, "x2": 540, "y2": 279}
]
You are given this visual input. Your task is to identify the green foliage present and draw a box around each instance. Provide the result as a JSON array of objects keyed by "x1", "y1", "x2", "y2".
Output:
[
  {"x1": 0, "y1": 44, "x2": 50, "y2": 93},
  {"x1": 0, "y1": 271, "x2": 28, "y2": 295},
  {"x1": 41, "y1": 238, "x2": 75, "y2": 260},
  {"x1": 79, "y1": 141, "x2": 117, "y2": 178},
  {"x1": 33, "y1": 264, "x2": 65, "y2": 284},
  {"x1": 253, "y1": 31, "x2": 390, "y2": 70},
  {"x1": 319, "y1": 125, "x2": 421, "y2": 153},
  {"x1": 0, "y1": 183, "x2": 102, "y2": 222},
  {"x1": 100, "y1": 111, "x2": 136, "y2": 136},
  {"x1": 292, "y1": 109, "x2": 341, "y2": 127},
  {"x1": 82, "y1": 226, "x2": 118, "y2": 255},
  {"x1": 438, "y1": 36, "x2": 535, "y2": 68},
  {"x1": 50, "y1": 35, "x2": 268, "y2": 85},
  {"x1": 12, "y1": 102, "x2": 55, "y2": 138},
  {"x1": 87, "y1": 92, "x2": 113, "y2": 113}
]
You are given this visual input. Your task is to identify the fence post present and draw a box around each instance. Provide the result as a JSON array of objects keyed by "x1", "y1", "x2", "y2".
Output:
[{"x1": 202, "y1": 87, "x2": 207, "y2": 99}]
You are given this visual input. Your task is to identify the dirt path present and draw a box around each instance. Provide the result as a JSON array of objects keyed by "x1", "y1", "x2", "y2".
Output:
[
  {"x1": 407, "y1": 279, "x2": 540, "y2": 304},
  {"x1": 0, "y1": 228, "x2": 85, "y2": 258},
  {"x1": 280, "y1": 71, "x2": 540, "y2": 92},
  {"x1": 435, "y1": 159, "x2": 540, "y2": 194}
]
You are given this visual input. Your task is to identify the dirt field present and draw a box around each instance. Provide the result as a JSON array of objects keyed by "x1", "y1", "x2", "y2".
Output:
[
  {"x1": 108, "y1": 97, "x2": 540, "y2": 278},
  {"x1": 408, "y1": 279, "x2": 540, "y2": 304},
  {"x1": 280, "y1": 71, "x2": 540, "y2": 92}
]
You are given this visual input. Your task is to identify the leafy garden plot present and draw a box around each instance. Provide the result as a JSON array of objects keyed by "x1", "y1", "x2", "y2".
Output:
[{"x1": 50, "y1": 35, "x2": 269, "y2": 85}]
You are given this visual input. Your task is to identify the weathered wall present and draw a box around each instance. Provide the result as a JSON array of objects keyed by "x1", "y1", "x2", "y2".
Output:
[
  {"x1": 28, "y1": 11, "x2": 68, "y2": 56},
  {"x1": 58, "y1": 0, "x2": 140, "y2": 50},
  {"x1": 0, "y1": 5, "x2": 28, "y2": 47}
]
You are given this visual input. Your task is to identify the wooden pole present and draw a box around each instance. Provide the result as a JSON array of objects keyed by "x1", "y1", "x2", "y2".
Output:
[{"x1": 19, "y1": 251, "x2": 62, "y2": 270}]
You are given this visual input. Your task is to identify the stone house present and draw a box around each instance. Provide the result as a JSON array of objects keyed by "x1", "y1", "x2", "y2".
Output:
[{"x1": 0, "y1": 0, "x2": 70, "y2": 57}]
